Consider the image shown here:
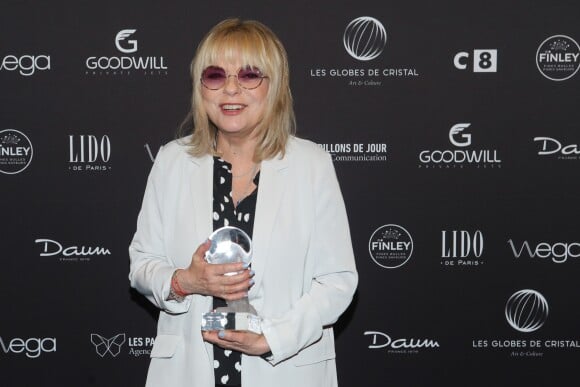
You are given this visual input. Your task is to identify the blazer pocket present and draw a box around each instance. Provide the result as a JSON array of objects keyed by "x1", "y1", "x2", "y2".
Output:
[
  {"x1": 293, "y1": 328, "x2": 336, "y2": 367},
  {"x1": 150, "y1": 334, "x2": 181, "y2": 358}
]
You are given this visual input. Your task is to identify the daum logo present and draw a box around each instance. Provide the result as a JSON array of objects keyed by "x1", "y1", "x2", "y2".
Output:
[
  {"x1": 505, "y1": 290, "x2": 549, "y2": 333},
  {"x1": 343, "y1": 16, "x2": 387, "y2": 61},
  {"x1": 369, "y1": 224, "x2": 413, "y2": 269},
  {"x1": 364, "y1": 331, "x2": 439, "y2": 352},
  {"x1": 0, "y1": 129, "x2": 33, "y2": 174},
  {"x1": 534, "y1": 137, "x2": 579, "y2": 160},
  {"x1": 91, "y1": 333, "x2": 126, "y2": 357},
  {"x1": 0, "y1": 336, "x2": 56, "y2": 358},
  {"x1": 115, "y1": 29, "x2": 138, "y2": 53},
  {"x1": 35, "y1": 238, "x2": 111, "y2": 261},
  {"x1": 536, "y1": 35, "x2": 580, "y2": 81}
]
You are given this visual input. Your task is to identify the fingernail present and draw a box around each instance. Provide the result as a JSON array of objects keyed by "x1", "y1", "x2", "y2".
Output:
[
  {"x1": 242, "y1": 262, "x2": 250, "y2": 269},
  {"x1": 218, "y1": 331, "x2": 225, "y2": 339},
  {"x1": 249, "y1": 279, "x2": 255, "y2": 286},
  {"x1": 249, "y1": 270, "x2": 255, "y2": 277}
]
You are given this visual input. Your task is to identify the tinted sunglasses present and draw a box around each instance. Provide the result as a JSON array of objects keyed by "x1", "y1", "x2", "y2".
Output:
[{"x1": 201, "y1": 66, "x2": 268, "y2": 90}]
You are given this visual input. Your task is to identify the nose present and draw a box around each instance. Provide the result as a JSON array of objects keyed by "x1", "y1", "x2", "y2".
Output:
[{"x1": 223, "y1": 74, "x2": 240, "y2": 95}]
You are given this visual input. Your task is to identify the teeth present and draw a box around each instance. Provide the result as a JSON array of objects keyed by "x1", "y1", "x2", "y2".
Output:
[{"x1": 222, "y1": 104, "x2": 244, "y2": 110}]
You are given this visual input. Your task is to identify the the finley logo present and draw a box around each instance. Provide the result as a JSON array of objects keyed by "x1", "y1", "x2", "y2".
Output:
[
  {"x1": 369, "y1": 224, "x2": 413, "y2": 269},
  {"x1": 0, "y1": 129, "x2": 33, "y2": 174},
  {"x1": 536, "y1": 35, "x2": 580, "y2": 81},
  {"x1": 419, "y1": 123, "x2": 501, "y2": 168},
  {"x1": 505, "y1": 289, "x2": 549, "y2": 333},
  {"x1": 343, "y1": 16, "x2": 387, "y2": 61},
  {"x1": 115, "y1": 29, "x2": 138, "y2": 53},
  {"x1": 533, "y1": 137, "x2": 579, "y2": 160},
  {"x1": 91, "y1": 333, "x2": 126, "y2": 357},
  {"x1": 454, "y1": 49, "x2": 498, "y2": 72}
]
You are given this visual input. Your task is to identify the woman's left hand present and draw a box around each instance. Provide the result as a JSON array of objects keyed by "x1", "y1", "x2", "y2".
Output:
[{"x1": 202, "y1": 330, "x2": 270, "y2": 356}]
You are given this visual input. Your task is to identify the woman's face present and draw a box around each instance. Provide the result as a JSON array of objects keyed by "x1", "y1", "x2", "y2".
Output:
[{"x1": 201, "y1": 60, "x2": 269, "y2": 138}]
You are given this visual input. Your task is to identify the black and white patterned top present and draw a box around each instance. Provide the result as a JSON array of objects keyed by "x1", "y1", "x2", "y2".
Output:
[{"x1": 212, "y1": 157, "x2": 259, "y2": 386}]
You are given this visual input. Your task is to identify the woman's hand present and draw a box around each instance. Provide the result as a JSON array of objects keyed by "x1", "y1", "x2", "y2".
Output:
[
  {"x1": 177, "y1": 240, "x2": 254, "y2": 300},
  {"x1": 202, "y1": 330, "x2": 270, "y2": 356}
]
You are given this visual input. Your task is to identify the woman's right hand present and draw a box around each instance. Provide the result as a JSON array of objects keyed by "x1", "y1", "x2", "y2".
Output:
[{"x1": 176, "y1": 240, "x2": 254, "y2": 300}]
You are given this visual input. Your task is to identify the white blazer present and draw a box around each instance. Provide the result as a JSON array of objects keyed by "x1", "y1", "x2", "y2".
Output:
[{"x1": 129, "y1": 136, "x2": 358, "y2": 387}]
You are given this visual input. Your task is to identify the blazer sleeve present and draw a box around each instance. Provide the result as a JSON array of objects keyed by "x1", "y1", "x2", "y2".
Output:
[
  {"x1": 260, "y1": 151, "x2": 358, "y2": 364},
  {"x1": 128, "y1": 145, "x2": 193, "y2": 314}
]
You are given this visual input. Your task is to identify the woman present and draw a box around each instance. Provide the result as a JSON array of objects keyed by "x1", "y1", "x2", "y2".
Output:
[{"x1": 129, "y1": 18, "x2": 357, "y2": 387}]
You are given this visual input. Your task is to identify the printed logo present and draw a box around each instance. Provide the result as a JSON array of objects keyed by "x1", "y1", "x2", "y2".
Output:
[
  {"x1": 69, "y1": 134, "x2": 111, "y2": 172},
  {"x1": 505, "y1": 290, "x2": 548, "y2": 333},
  {"x1": 90, "y1": 333, "x2": 154, "y2": 358},
  {"x1": 0, "y1": 129, "x2": 33, "y2": 174},
  {"x1": 309, "y1": 16, "x2": 418, "y2": 87},
  {"x1": 441, "y1": 230, "x2": 484, "y2": 267},
  {"x1": 85, "y1": 29, "x2": 167, "y2": 76},
  {"x1": 534, "y1": 137, "x2": 579, "y2": 160},
  {"x1": 419, "y1": 123, "x2": 501, "y2": 168},
  {"x1": 364, "y1": 331, "x2": 440, "y2": 355},
  {"x1": 0, "y1": 336, "x2": 56, "y2": 358},
  {"x1": 318, "y1": 142, "x2": 388, "y2": 162},
  {"x1": 35, "y1": 238, "x2": 112, "y2": 262},
  {"x1": 115, "y1": 29, "x2": 138, "y2": 53},
  {"x1": 343, "y1": 17, "x2": 387, "y2": 61},
  {"x1": 369, "y1": 224, "x2": 413, "y2": 269},
  {"x1": 91, "y1": 333, "x2": 126, "y2": 357},
  {"x1": 536, "y1": 35, "x2": 580, "y2": 81},
  {"x1": 454, "y1": 49, "x2": 498, "y2": 72},
  {"x1": 0, "y1": 54, "x2": 51, "y2": 76},
  {"x1": 508, "y1": 239, "x2": 579, "y2": 263}
]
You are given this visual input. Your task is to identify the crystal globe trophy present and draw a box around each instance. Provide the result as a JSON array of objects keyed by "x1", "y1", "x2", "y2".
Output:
[{"x1": 201, "y1": 226, "x2": 261, "y2": 333}]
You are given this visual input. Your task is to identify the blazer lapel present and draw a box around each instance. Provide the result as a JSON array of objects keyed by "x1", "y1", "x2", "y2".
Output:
[
  {"x1": 251, "y1": 154, "x2": 289, "y2": 296},
  {"x1": 189, "y1": 154, "x2": 214, "y2": 244}
]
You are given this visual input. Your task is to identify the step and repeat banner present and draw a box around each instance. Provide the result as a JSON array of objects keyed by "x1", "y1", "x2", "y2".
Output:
[{"x1": 1, "y1": 1, "x2": 579, "y2": 386}]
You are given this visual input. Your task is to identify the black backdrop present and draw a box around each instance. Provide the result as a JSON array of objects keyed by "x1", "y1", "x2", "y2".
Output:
[{"x1": 1, "y1": 1, "x2": 579, "y2": 386}]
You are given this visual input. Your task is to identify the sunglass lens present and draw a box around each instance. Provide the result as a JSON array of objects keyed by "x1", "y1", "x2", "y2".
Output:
[
  {"x1": 202, "y1": 67, "x2": 226, "y2": 89},
  {"x1": 238, "y1": 67, "x2": 263, "y2": 88}
]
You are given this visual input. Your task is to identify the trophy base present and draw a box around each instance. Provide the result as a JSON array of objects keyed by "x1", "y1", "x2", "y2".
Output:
[{"x1": 201, "y1": 311, "x2": 262, "y2": 334}]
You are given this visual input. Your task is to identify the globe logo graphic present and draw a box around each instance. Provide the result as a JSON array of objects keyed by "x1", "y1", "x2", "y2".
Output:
[
  {"x1": 505, "y1": 289, "x2": 549, "y2": 333},
  {"x1": 343, "y1": 16, "x2": 387, "y2": 61}
]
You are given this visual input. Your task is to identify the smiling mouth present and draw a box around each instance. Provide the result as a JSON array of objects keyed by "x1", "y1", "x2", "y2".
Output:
[{"x1": 221, "y1": 104, "x2": 246, "y2": 111}]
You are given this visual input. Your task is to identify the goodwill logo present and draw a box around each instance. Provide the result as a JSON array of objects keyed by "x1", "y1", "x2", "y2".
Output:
[
  {"x1": 534, "y1": 137, "x2": 579, "y2": 160},
  {"x1": 419, "y1": 123, "x2": 501, "y2": 168},
  {"x1": 85, "y1": 29, "x2": 168, "y2": 76},
  {"x1": 309, "y1": 16, "x2": 419, "y2": 87},
  {"x1": 318, "y1": 142, "x2": 387, "y2": 162},
  {"x1": 369, "y1": 224, "x2": 413, "y2": 269},
  {"x1": 35, "y1": 238, "x2": 111, "y2": 262},
  {"x1": 90, "y1": 333, "x2": 154, "y2": 358},
  {"x1": 0, "y1": 129, "x2": 33, "y2": 174},
  {"x1": 471, "y1": 289, "x2": 579, "y2": 357},
  {"x1": 364, "y1": 331, "x2": 439, "y2": 355},
  {"x1": 536, "y1": 35, "x2": 580, "y2": 81}
]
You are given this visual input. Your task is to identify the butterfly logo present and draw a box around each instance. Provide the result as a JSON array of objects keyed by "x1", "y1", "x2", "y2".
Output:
[{"x1": 90, "y1": 333, "x2": 126, "y2": 357}]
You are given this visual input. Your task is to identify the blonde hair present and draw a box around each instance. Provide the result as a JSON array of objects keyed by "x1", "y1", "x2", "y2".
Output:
[{"x1": 182, "y1": 18, "x2": 296, "y2": 161}]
